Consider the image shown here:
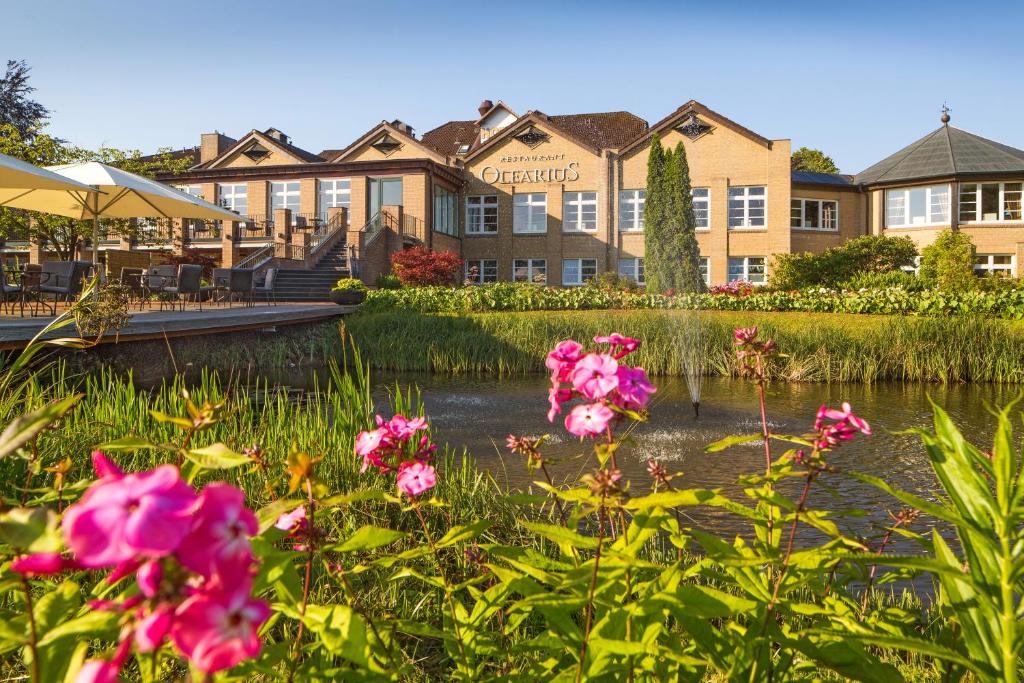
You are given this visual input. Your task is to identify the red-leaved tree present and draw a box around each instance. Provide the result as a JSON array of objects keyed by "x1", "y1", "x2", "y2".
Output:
[{"x1": 390, "y1": 247, "x2": 463, "y2": 286}]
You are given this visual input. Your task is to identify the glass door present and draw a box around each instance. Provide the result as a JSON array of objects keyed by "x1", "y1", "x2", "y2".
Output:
[{"x1": 368, "y1": 178, "x2": 403, "y2": 217}]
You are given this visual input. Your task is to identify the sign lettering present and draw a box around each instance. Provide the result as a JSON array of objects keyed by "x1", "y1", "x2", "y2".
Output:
[{"x1": 480, "y1": 161, "x2": 580, "y2": 185}]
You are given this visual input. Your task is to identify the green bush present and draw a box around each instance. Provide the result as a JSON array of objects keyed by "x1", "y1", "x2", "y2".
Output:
[
  {"x1": 331, "y1": 277, "x2": 367, "y2": 292},
  {"x1": 840, "y1": 270, "x2": 926, "y2": 292},
  {"x1": 771, "y1": 235, "x2": 918, "y2": 289},
  {"x1": 920, "y1": 229, "x2": 977, "y2": 291},
  {"x1": 586, "y1": 271, "x2": 641, "y2": 292},
  {"x1": 375, "y1": 273, "x2": 402, "y2": 289}
]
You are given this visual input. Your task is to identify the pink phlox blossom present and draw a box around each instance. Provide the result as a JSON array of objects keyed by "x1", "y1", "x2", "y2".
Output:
[
  {"x1": 570, "y1": 353, "x2": 620, "y2": 400},
  {"x1": 172, "y1": 579, "x2": 270, "y2": 673},
  {"x1": 274, "y1": 505, "x2": 306, "y2": 532},
  {"x1": 545, "y1": 340, "x2": 583, "y2": 381},
  {"x1": 565, "y1": 403, "x2": 615, "y2": 438},
  {"x1": 396, "y1": 461, "x2": 437, "y2": 497},
  {"x1": 614, "y1": 366, "x2": 657, "y2": 409},
  {"x1": 175, "y1": 483, "x2": 258, "y2": 580},
  {"x1": 593, "y1": 333, "x2": 640, "y2": 359},
  {"x1": 10, "y1": 552, "x2": 79, "y2": 577}
]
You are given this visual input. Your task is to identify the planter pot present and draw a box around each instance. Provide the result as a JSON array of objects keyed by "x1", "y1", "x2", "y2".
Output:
[{"x1": 330, "y1": 289, "x2": 366, "y2": 305}]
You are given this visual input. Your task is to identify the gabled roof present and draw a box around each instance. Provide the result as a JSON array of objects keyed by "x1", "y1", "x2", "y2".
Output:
[
  {"x1": 139, "y1": 146, "x2": 200, "y2": 166},
  {"x1": 196, "y1": 129, "x2": 323, "y2": 169},
  {"x1": 791, "y1": 171, "x2": 855, "y2": 187},
  {"x1": 327, "y1": 120, "x2": 446, "y2": 163},
  {"x1": 854, "y1": 124, "x2": 1024, "y2": 186},
  {"x1": 475, "y1": 100, "x2": 517, "y2": 125},
  {"x1": 421, "y1": 120, "x2": 478, "y2": 156},
  {"x1": 620, "y1": 100, "x2": 772, "y2": 157}
]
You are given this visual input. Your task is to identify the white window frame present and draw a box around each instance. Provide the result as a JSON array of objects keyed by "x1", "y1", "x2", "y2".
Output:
[
  {"x1": 973, "y1": 254, "x2": 1016, "y2": 276},
  {"x1": 317, "y1": 178, "x2": 350, "y2": 223},
  {"x1": 270, "y1": 181, "x2": 301, "y2": 213},
  {"x1": 699, "y1": 256, "x2": 710, "y2": 286},
  {"x1": 513, "y1": 258, "x2": 547, "y2": 284},
  {"x1": 466, "y1": 195, "x2": 498, "y2": 234},
  {"x1": 563, "y1": 191, "x2": 598, "y2": 232},
  {"x1": 692, "y1": 187, "x2": 710, "y2": 231},
  {"x1": 958, "y1": 182, "x2": 1024, "y2": 223},
  {"x1": 790, "y1": 197, "x2": 839, "y2": 231},
  {"x1": 464, "y1": 259, "x2": 498, "y2": 284},
  {"x1": 562, "y1": 258, "x2": 597, "y2": 286},
  {"x1": 513, "y1": 193, "x2": 547, "y2": 234},
  {"x1": 433, "y1": 186, "x2": 458, "y2": 237},
  {"x1": 619, "y1": 189, "x2": 645, "y2": 232},
  {"x1": 727, "y1": 256, "x2": 767, "y2": 285},
  {"x1": 218, "y1": 183, "x2": 248, "y2": 217},
  {"x1": 727, "y1": 186, "x2": 767, "y2": 230},
  {"x1": 885, "y1": 184, "x2": 950, "y2": 228},
  {"x1": 617, "y1": 257, "x2": 645, "y2": 285}
]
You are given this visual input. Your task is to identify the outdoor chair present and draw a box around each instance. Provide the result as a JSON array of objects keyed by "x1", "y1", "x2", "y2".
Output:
[
  {"x1": 118, "y1": 267, "x2": 145, "y2": 309},
  {"x1": 228, "y1": 268, "x2": 254, "y2": 308},
  {"x1": 253, "y1": 268, "x2": 277, "y2": 306},
  {"x1": 38, "y1": 260, "x2": 93, "y2": 312},
  {"x1": 211, "y1": 268, "x2": 231, "y2": 305},
  {"x1": 145, "y1": 264, "x2": 179, "y2": 310},
  {"x1": 162, "y1": 264, "x2": 205, "y2": 311},
  {"x1": 0, "y1": 270, "x2": 22, "y2": 316}
]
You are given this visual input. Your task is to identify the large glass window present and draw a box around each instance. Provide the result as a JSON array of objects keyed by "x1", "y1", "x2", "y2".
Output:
[
  {"x1": 619, "y1": 190, "x2": 645, "y2": 231},
  {"x1": 790, "y1": 198, "x2": 839, "y2": 230},
  {"x1": 218, "y1": 183, "x2": 248, "y2": 217},
  {"x1": 270, "y1": 181, "x2": 300, "y2": 212},
  {"x1": 974, "y1": 254, "x2": 1015, "y2": 277},
  {"x1": 692, "y1": 188, "x2": 710, "y2": 229},
  {"x1": 466, "y1": 195, "x2": 498, "y2": 234},
  {"x1": 617, "y1": 258, "x2": 645, "y2": 285},
  {"x1": 433, "y1": 186, "x2": 458, "y2": 236},
  {"x1": 727, "y1": 256, "x2": 766, "y2": 284},
  {"x1": 885, "y1": 184, "x2": 949, "y2": 227},
  {"x1": 699, "y1": 256, "x2": 710, "y2": 286},
  {"x1": 959, "y1": 182, "x2": 1023, "y2": 222},
  {"x1": 464, "y1": 259, "x2": 498, "y2": 284},
  {"x1": 513, "y1": 193, "x2": 547, "y2": 233},
  {"x1": 563, "y1": 192, "x2": 598, "y2": 232},
  {"x1": 562, "y1": 258, "x2": 597, "y2": 286},
  {"x1": 317, "y1": 179, "x2": 350, "y2": 223},
  {"x1": 513, "y1": 258, "x2": 547, "y2": 284},
  {"x1": 728, "y1": 186, "x2": 766, "y2": 229}
]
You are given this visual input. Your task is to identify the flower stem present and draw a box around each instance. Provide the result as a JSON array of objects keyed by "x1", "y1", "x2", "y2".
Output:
[
  {"x1": 287, "y1": 477, "x2": 317, "y2": 683},
  {"x1": 21, "y1": 577, "x2": 39, "y2": 683},
  {"x1": 576, "y1": 501, "x2": 606, "y2": 683}
]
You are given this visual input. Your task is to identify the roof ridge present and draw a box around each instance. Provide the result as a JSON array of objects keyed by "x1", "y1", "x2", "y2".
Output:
[
  {"x1": 944, "y1": 125, "x2": 957, "y2": 175},
  {"x1": 862, "y1": 127, "x2": 945, "y2": 182},
  {"x1": 950, "y1": 125, "x2": 1024, "y2": 164}
]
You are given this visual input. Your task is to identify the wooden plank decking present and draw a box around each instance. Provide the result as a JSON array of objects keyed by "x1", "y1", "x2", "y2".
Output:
[{"x1": 0, "y1": 303, "x2": 355, "y2": 349}]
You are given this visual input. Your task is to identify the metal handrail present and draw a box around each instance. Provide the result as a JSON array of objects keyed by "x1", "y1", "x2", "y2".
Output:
[
  {"x1": 235, "y1": 246, "x2": 272, "y2": 270},
  {"x1": 309, "y1": 211, "x2": 347, "y2": 256}
]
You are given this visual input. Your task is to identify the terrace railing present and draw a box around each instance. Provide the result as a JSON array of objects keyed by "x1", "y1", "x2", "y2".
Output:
[{"x1": 235, "y1": 215, "x2": 272, "y2": 241}]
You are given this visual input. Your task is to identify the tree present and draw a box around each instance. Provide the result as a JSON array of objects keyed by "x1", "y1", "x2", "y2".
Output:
[
  {"x1": 769, "y1": 235, "x2": 918, "y2": 289},
  {"x1": 791, "y1": 146, "x2": 839, "y2": 174},
  {"x1": 920, "y1": 229, "x2": 976, "y2": 291},
  {"x1": 0, "y1": 60, "x2": 50, "y2": 138},
  {"x1": 643, "y1": 136, "x2": 704, "y2": 293},
  {"x1": 391, "y1": 247, "x2": 463, "y2": 286}
]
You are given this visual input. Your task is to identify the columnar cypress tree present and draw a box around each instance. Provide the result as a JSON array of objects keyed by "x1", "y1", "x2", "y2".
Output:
[
  {"x1": 667, "y1": 141, "x2": 705, "y2": 292},
  {"x1": 643, "y1": 134, "x2": 668, "y2": 292}
]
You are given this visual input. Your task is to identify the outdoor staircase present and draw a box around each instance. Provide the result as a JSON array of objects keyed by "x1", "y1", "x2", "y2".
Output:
[{"x1": 272, "y1": 239, "x2": 350, "y2": 302}]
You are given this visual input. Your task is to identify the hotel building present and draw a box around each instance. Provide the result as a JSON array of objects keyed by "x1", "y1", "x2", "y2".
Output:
[{"x1": 118, "y1": 100, "x2": 1024, "y2": 294}]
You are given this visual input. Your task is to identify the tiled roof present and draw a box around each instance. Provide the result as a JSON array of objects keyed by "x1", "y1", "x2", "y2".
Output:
[
  {"x1": 420, "y1": 120, "x2": 479, "y2": 156},
  {"x1": 791, "y1": 171, "x2": 855, "y2": 186},
  {"x1": 139, "y1": 146, "x2": 201, "y2": 166},
  {"x1": 855, "y1": 125, "x2": 1024, "y2": 186}
]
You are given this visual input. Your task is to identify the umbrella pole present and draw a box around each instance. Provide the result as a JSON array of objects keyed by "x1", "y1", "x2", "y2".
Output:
[{"x1": 92, "y1": 210, "x2": 100, "y2": 265}]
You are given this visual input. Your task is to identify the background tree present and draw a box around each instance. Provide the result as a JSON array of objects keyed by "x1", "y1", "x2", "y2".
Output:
[
  {"x1": 791, "y1": 146, "x2": 840, "y2": 174},
  {"x1": 643, "y1": 134, "x2": 667, "y2": 291},
  {"x1": 0, "y1": 60, "x2": 50, "y2": 139},
  {"x1": 643, "y1": 136, "x2": 704, "y2": 293},
  {"x1": 919, "y1": 229, "x2": 976, "y2": 291}
]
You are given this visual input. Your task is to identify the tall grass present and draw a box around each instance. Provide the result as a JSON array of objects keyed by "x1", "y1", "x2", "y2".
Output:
[{"x1": 343, "y1": 309, "x2": 1024, "y2": 383}]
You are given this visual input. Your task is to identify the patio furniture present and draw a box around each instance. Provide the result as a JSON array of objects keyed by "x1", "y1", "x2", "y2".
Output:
[
  {"x1": 38, "y1": 260, "x2": 93, "y2": 312},
  {"x1": 162, "y1": 264, "x2": 206, "y2": 311},
  {"x1": 253, "y1": 268, "x2": 277, "y2": 306},
  {"x1": 118, "y1": 267, "x2": 145, "y2": 309},
  {"x1": 211, "y1": 268, "x2": 231, "y2": 305},
  {"x1": 19, "y1": 264, "x2": 42, "y2": 317},
  {"x1": 145, "y1": 264, "x2": 178, "y2": 310},
  {"x1": 0, "y1": 269, "x2": 22, "y2": 316},
  {"x1": 228, "y1": 268, "x2": 254, "y2": 308}
]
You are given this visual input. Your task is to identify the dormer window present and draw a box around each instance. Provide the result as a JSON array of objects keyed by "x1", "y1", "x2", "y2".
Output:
[{"x1": 457, "y1": 144, "x2": 470, "y2": 155}]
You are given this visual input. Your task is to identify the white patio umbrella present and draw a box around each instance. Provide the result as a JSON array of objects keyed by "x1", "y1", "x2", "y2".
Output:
[
  {"x1": 0, "y1": 151, "x2": 101, "y2": 201},
  {"x1": 0, "y1": 160, "x2": 241, "y2": 263}
]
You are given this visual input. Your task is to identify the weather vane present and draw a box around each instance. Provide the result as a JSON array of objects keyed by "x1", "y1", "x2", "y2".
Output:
[{"x1": 941, "y1": 103, "x2": 951, "y2": 124}]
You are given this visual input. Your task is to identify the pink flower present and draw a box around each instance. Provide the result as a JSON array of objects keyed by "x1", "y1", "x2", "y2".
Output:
[
  {"x1": 545, "y1": 340, "x2": 583, "y2": 380},
  {"x1": 134, "y1": 605, "x2": 173, "y2": 652},
  {"x1": 10, "y1": 553, "x2": 77, "y2": 577},
  {"x1": 565, "y1": 403, "x2": 615, "y2": 437},
  {"x1": 547, "y1": 383, "x2": 573, "y2": 422},
  {"x1": 91, "y1": 451, "x2": 123, "y2": 480},
  {"x1": 75, "y1": 659, "x2": 121, "y2": 683},
  {"x1": 355, "y1": 428, "x2": 390, "y2": 473},
  {"x1": 173, "y1": 581, "x2": 270, "y2": 673},
  {"x1": 175, "y1": 484, "x2": 258, "y2": 579},
  {"x1": 63, "y1": 464, "x2": 197, "y2": 568},
  {"x1": 594, "y1": 333, "x2": 640, "y2": 358},
  {"x1": 396, "y1": 461, "x2": 437, "y2": 497},
  {"x1": 615, "y1": 366, "x2": 657, "y2": 409},
  {"x1": 812, "y1": 402, "x2": 871, "y2": 451},
  {"x1": 384, "y1": 414, "x2": 428, "y2": 440},
  {"x1": 734, "y1": 326, "x2": 758, "y2": 346},
  {"x1": 136, "y1": 560, "x2": 163, "y2": 598},
  {"x1": 570, "y1": 353, "x2": 620, "y2": 400},
  {"x1": 274, "y1": 505, "x2": 306, "y2": 532}
]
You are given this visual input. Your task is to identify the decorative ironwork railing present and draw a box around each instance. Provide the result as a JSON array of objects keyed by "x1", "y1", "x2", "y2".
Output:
[{"x1": 236, "y1": 215, "x2": 272, "y2": 241}]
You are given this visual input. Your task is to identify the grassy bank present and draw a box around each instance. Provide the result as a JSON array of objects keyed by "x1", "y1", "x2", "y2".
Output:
[{"x1": 343, "y1": 309, "x2": 1024, "y2": 383}]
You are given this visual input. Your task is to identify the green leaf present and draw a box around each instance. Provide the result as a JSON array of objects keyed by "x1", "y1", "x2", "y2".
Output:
[
  {"x1": 0, "y1": 395, "x2": 82, "y2": 460},
  {"x1": 704, "y1": 434, "x2": 761, "y2": 452},
  {"x1": 33, "y1": 581, "x2": 80, "y2": 637},
  {"x1": 0, "y1": 507, "x2": 60, "y2": 552},
  {"x1": 623, "y1": 489, "x2": 718, "y2": 510},
  {"x1": 37, "y1": 610, "x2": 119, "y2": 646},
  {"x1": 97, "y1": 435, "x2": 161, "y2": 452},
  {"x1": 521, "y1": 521, "x2": 598, "y2": 550},
  {"x1": 148, "y1": 410, "x2": 194, "y2": 430},
  {"x1": 436, "y1": 519, "x2": 492, "y2": 548},
  {"x1": 255, "y1": 498, "x2": 304, "y2": 535},
  {"x1": 185, "y1": 443, "x2": 251, "y2": 469},
  {"x1": 284, "y1": 603, "x2": 369, "y2": 665},
  {"x1": 328, "y1": 525, "x2": 407, "y2": 553}
]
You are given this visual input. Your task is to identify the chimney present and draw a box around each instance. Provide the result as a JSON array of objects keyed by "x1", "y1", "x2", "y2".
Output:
[
  {"x1": 478, "y1": 99, "x2": 494, "y2": 117},
  {"x1": 200, "y1": 132, "x2": 237, "y2": 164},
  {"x1": 264, "y1": 128, "x2": 290, "y2": 144},
  {"x1": 390, "y1": 119, "x2": 415, "y2": 138}
]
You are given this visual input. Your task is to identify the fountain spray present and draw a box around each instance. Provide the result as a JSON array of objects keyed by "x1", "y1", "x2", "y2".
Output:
[{"x1": 678, "y1": 309, "x2": 706, "y2": 419}]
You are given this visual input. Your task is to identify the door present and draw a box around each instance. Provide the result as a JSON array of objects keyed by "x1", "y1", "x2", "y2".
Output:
[{"x1": 368, "y1": 178, "x2": 403, "y2": 217}]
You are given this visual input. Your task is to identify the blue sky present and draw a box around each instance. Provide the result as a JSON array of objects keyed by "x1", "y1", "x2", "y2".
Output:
[{"x1": 5, "y1": 0, "x2": 1023, "y2": 173}]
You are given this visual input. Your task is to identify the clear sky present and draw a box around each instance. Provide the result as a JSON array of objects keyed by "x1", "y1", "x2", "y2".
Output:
[{"x1": 5, "y1": 0, "x2": 1023, "y2": 174}]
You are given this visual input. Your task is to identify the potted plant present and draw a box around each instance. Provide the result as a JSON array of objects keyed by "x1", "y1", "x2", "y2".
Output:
[{"x1": 330, "y1": 277, "x2": 367, "y2": 305}]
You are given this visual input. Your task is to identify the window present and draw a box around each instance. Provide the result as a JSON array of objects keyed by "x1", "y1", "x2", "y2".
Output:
[
  {"x1": 562, "y1": 258, "x2": 597, "y2": 286},
  {"x1": 433, "y1": 186, "x2": 458, "y2": 236},
  {"x1": 270, "y1": 181, "x2": 301, "y2": 214},
  {"x1": 693, "y1": 188, "x2": 710, "y2": 230},
  {"x1": 317, "y1": 179, "x2": 350, "y2": 223},
  {"x1": 218, "y1": 183, "x2": 248, "y2": 217},
  {"x1": 974, "y1": 254, "x2": 1015, "y2": 277},
  {"x1": 728, "y1": 186, "x2": 766, "y2": 229},
  {"x1": 513, "y1": 193, "x2": 547, "y2": 233},
  {"x1": 901, "y1": 256, "x2": 922, "y2": 276},
  {"x1": 464, "y1": 259, "x2": 498, "y2": 284},
  {"x1": 699, "y1": 256, "x2": 710, "y2": 286},
  {"x1": 959, "y1": 182, "x2": 1023, "y2": 222},
  {"x1": 177, "y1": 186, "x2": 205, "y2": 233},
  {"x1": 790, "y1": 198, "x2": 839, "y2": 230},
  {"x1": 513, "y1": 258, "x2": 547, "y2": 284},
  {"x1": 563, "y1": 192, "x2": 598, "y2": 232},
  {"x1": 177, "y1": 185, "x2": 203, "y2": 199},
  {"x1": 885, "y1": 184, "x2": 949, "y2": 227},
  {"x1": 619, "y1": 190, "x2": 645, "y2": 231},
  {"x1": 727, "y1": 256, "x2": 766, "y2": 284},
  {"x1": 466, "y1": 195, "x2": 498, "y2": 234},
  {"x1": 618, "y1": 258, "x2": 645, "y2": 285}
]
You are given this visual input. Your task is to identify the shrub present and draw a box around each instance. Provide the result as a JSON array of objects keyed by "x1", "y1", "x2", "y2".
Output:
[
  {"x1": 771, "y1": 235, "x2": 918, "y2": 289},
  {"x1": 331, "y1": 277, "x2": 367, "y2": 292},
  {"x1": 162, "y1": 247, "x2": 219, "y2": 280},
  {"x1": 840, "y1": 270, "x2": 925, "y2": 291},
  {"x1": 586, "y1": 271, "x2": 640, "y2": 292},
  {"x1": 375, "y1": 273, "x2": 402, "y2": 289},
  {"x1": 390, "y1": 246, "x2": 462, "y2": 286},
  {"x1": 920, "y1": 229, "x2": 976, "y2": 291}
]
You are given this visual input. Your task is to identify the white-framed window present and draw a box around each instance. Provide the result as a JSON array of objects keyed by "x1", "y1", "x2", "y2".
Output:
[
  {"x1": 959, "y1": 182, "x2": 1023, "y2": 223},
  {"x1": 728, "y1": 186, "x2": 766, "y2": 229},
  {"x1": 513, "y1": 193, "x2": 547, "y2": 233},
  {"x1": 619, "y1": 190, "x2": 645, "y2": 231},
  {"x1": 974, "y1": 254, "x2": 1015, "y2": 277},
  {"x1": 466, "y1": 195, "x2": 498, "y2": 234},
  {"x1": 513, "y1": 258, "x2": 547, "y2": 284},
  {"x1": 177, "y1": 185, "x2": 203, "y2": 199},
  {"x1": 433, "y1": 186, "x2": 458, "y2": 236},
  {"x1": 270, "y1": 181, "x2": 301, "y2": 213},
  {"x1": 464, "y1": 259, "x2": 498, "y2": 284},
  {"x1": 885, "y1": 184, "x2": 950, "y2": 227},
  {"x1": 901, "y1": 255, "x2": 922, "y2": 275},
  {"x1": 693, "y1": 187, "x2": 710, "y2": 230},
  {"x1": 563, "y1": 191, "x2": 598, "y2": 232},
  {"x1": 727, "y1": 256, "x2": 766, "y2": 284},
  {"x1": 562, "y1": 258, "x2": 597, "y2": 286},
  {"x1": 218, "y1": 183, "x2": 248, "y2": 217},
  {"x1": 317, "y1": 179, "x2": 350, "y2": 223},
  {"x1": 699, "y1": 256, "x2": 710, "y2": 286},
  {"x1": 617, "y1": 257, "x2": 645, "y2": 285},
  {"x1": 790, "y1": 198, "x2": 839, "y2": 230}
]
